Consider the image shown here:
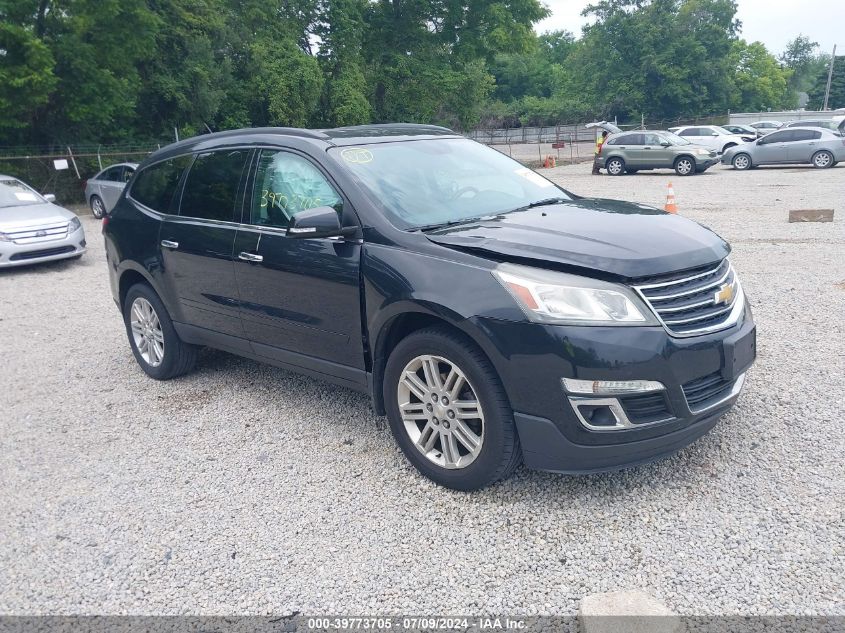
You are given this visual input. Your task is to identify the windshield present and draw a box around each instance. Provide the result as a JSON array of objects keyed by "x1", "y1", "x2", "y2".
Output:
[
  {"x1": 0, "y1": 179, "x2": 45, "y2": 208},
  {"x1": 329, "y1": 138, "x2": 573, "y2": 230},
  {"x1": 660, "y1": 132, "x2": 692, "y2": 146}
]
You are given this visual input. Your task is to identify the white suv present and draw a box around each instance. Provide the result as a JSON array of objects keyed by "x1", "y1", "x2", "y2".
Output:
[{"x1": 668, "y1": 125, "x2": 754, "y2": 154}]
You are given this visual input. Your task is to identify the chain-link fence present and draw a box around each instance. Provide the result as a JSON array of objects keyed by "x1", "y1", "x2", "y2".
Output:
[{"x1": 0, "y1": 144, "x2": 160, "y2": 206}]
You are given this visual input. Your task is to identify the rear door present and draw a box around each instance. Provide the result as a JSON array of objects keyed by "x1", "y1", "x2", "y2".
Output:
[
  {"x1": 233, "y1": 148, "x2": 365, "y2": 377},
  {"x1": 98, "y1": 166, "x2": 126, "y2": 211},
  {"x1": 158, "y1": 149, "x2": 251, "y2": 338},
  {"x1": 787, "y1": 129, "x2": 822, "y2": 163},
  {"x1": 618, "y1": 134, "x2": 645, "y2": 167}
]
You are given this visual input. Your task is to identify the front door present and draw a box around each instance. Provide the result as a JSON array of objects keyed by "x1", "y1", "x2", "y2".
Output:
[
  {"x1": 159, "y1": 149, "x2": 251, "y2": 338},
  {"x1": 233, "y1": 149, "x2": 365, "y2": 378},
  {"x1": 755, "y1": 130, "x2": 793, "y2": 164},
  {"x1": 640, "y1": 133, "x2": 674, "y2": 168}
]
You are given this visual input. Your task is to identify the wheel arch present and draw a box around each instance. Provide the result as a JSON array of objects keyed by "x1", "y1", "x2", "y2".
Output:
[
  {"x1": 118, "y1": 264, "x2": 158, "y2": 310},
  {"x1": 370, "y1": 307, "x2": 499, "y2": 416}
]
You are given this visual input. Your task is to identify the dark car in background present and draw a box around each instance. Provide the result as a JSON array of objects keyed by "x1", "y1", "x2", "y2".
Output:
[
  {"x1": 103, "y1": 124, "x2": 756, "y2": 490},
  {"x1": 597, "y1": 130, "x2": 719, "y2": 175},
  {"x1": 722, "y1": 123, "x2": 761, "y2": 138}
]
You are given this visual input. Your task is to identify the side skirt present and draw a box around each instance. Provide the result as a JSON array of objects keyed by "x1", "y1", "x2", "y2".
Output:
[{"x1": 173, "y1": 322, "x2": 370, "y2": 395}]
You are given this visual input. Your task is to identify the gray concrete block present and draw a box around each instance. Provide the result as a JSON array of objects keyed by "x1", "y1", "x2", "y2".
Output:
[{"x1": 789, "y1": 209, "x2": 834, "y2": 223}]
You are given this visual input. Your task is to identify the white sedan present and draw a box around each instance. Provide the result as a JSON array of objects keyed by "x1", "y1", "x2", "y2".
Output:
[
  {"x1": 667, "y1": 125, "x2": 754, "y2": 154},
  {"x1": 0, "y1": 176, "x2": 86, "y2": 267}
]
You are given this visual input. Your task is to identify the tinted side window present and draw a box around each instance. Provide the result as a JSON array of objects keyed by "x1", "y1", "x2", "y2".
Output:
[
  {"x1": 250, "y1": 150, "x2": 343, "y2": 229},
  {"x1": 130, "y1": 156, "x2": 192, "y2": 213},
  {"x1": 179, "y1": 150, "x2": 249, "y2": 222},
  {"x1": 791, "y1": 130, "x2": 819, "y2": 141},
  {"x1": 679, "y1": 129, "x2": 696, "y2": 137},
  {"x1": 102, "y1": 166, "x2": 123, "y2": 181},
  {"x1": 643, "y1": 133, "x2": 663, "y2": 145},
  {"x1": 763, "y1": 131, "x2": 794, "y2": 143}
]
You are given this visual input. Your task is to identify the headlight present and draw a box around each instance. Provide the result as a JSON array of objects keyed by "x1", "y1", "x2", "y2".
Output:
[
  {"x1": 492, "y1": 263, "x2": 658, "y2": 325},
  {"x1": 694, "y1": 148, "x2": 710, "y2": 155},
  {"x1": 67, "y1": 216, "x2": 82, "y2": 232}
]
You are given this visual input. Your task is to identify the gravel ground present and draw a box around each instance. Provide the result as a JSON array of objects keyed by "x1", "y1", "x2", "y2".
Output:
[{"x1": 1, "y1": 163, "x2": 843, "y2": 616}]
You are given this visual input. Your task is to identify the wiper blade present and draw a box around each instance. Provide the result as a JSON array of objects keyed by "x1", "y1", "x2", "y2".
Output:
[
  {"x1": 526, "y1": 196, "x2": 569, "y2": 208},
  {"x1": 414, "y1": 214, "x2": 503, "y2": 233}
]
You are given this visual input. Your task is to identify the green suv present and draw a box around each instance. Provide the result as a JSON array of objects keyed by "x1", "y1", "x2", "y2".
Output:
[{"x1": 597, "y1": 130, "x2": 719, "y2": 176}]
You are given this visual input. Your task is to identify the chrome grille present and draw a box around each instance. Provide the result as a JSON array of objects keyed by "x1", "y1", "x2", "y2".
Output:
[
  {"x1": 634, "y1": 259, "x2": 741, "y2": 336},
  {"x1": 7, "y1": 222, "x2": 70, "y2": 245}
]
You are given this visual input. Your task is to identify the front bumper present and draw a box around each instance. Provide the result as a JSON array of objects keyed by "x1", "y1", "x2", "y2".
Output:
[
  {"x1": 696, "y1": 157, "x2": 719, "y2": 170},
  {"x1": 473, "y1": 301, "x2": 756, "y2": 473},
  {"x1": 0, "y1": 225, "x2": 87, "y2": 268}
]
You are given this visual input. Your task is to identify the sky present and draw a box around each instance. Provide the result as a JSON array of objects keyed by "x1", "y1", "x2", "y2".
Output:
[{"x1": 535, "y1": 0, "x2": 843, "y2": 57}]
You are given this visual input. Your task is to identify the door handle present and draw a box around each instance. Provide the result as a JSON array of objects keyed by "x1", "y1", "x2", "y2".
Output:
[
  {"x1": 238, "y1": 252, "x2": 263, "y2": 263},
  {"x1": 161, "y1": 240, "x2": 179, "y2": 249}
]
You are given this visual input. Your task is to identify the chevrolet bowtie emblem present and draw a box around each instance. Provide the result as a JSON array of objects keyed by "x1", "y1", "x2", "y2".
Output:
[{"x1": 714, "y1": 283, "x2": 735, "y2": 306}]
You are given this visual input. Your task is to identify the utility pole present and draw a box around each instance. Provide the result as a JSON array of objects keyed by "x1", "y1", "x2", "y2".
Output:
[{"x1": 822, "y1": 44, "x2": 836, "y2": 111}]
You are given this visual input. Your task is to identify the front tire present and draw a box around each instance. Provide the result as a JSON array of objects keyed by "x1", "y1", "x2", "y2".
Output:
[
  {"x1": 383, "y1": 327, "x2": 521, "y2": 490},
  {"x1": 123, "y1": 283, "x2": 197, "y2": 380},
  {"x1": 606, "y1": 157, "x2": 625, "y2": 176},
  {"x1": 90, "y1": 195, "x2": 106, "y2": 219},
  {"x1": 732, "y1": 153, "x2": 752, "y2": 170},
  {"x1": 674, "y1": 156, "x2": 695, "y2": 176},
  {"x1": 812, "y1": 150, "x2": 834, "y2": 169}
]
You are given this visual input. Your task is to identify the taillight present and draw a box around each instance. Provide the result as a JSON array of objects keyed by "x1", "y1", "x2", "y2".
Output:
[{"x1": 101, "y1": 215, "x2": 109, "y2": 233}]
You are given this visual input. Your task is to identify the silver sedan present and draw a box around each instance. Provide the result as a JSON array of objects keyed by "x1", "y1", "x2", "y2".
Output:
[
  {"x1": 84, "y1": 162, "x2": 137, "y2": 219},
  {"x1": 721, "y1": 127, "x2": 845, "y2": 170},
  {"x1": 0, "y1": 176, "x2": 86, "y2": 268}
]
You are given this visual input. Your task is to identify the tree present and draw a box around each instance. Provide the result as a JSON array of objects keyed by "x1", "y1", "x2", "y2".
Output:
[
  {"x1": 315, "y1": 0, "x2": 372, "y2": 127},
  {"x1": 0, "y1": 22, "x2": 56, "y2": 137},
  {"x1": 730, "y1": 40, "x2": 794, "y2": 111},
  {"x1": 779, "y1": 35, "x2": 820, "y2": 93},
  {"x1": 136, "y1": 0, "x2": 232, "y2": 138},
  {"x1": 566, "y1": 0, "x2": 740, "y2": 121},
  {"x1": 807, "y1": 55, "x2": 845, "y2": 110}
]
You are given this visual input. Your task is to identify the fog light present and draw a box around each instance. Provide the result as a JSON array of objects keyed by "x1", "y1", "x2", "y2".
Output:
[{"x1": 562, "y1": 378, "x2": 665, "y2": 395}]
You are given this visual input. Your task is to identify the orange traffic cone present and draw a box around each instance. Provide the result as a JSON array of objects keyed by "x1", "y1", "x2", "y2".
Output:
[{"x1": 664, "y1": 182, "x2": 678, "y2": 214}]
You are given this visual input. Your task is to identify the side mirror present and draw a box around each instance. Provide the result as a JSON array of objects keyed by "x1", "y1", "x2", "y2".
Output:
[
  {"x1": 710, "y1": 132, "x2": 719, "y2": 136},
  {"x1": 287, "y1": 206, "x2": 355, "y2": 239},
  {"x1": 660, "y1": 141, "x2": 671, "y2": 147},
  {"x1": 44, "y1": 194, "x2": 56, "y2": 203}
]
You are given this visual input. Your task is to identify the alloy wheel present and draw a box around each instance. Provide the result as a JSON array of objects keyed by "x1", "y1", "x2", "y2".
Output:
[
  {"x1": 607, "y1": 159, "x2": 624, "y2": 175},
  {"x1": 130, "y1": 297, "x2": 164, "y2": 367},
  {"x1": 733, "y1": 154, "x2": 750, "y2": 170},
  {"x1": 813, "y1": 152, "x2": 832, "y2": 168},
  {"x1": 91, "y1": 197, "x2": 105, "y2": 218},
  {"x1": 676, "y1": 158, "x2": 693, "y2": 175},
  {"x1": 397, "y1": 354, "x2": 485, "y2": 470}
]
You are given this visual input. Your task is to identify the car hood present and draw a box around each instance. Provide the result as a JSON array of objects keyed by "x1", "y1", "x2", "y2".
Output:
[
  {"x1": 0, "y1": 202, "x2": 75, "y2": 229},
  {"x1": 425, "y1": 198, "x2": 729, "y2": 279}
]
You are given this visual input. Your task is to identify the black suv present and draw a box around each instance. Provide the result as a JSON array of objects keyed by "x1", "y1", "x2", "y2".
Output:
[{"x1": 104, "y1": 124, "x2": 756, "y2": 490}]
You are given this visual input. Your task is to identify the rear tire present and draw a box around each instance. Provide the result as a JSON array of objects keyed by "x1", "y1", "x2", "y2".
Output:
[
  {"x1": 383, "y1": 327, "x2": 521, "y2": 490},
  {"x1": 90, "y1": 195, "x2": 106, "y2": 219},
  {"x1": 123, "y1": 283, "x2": 197, "y2": 380},
  {"x1": 812, "y1": 150, "x2": 834, "y2": 169},
  {"x1": 606, "y1": 157, "x2": 625, "y2": 176}
]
